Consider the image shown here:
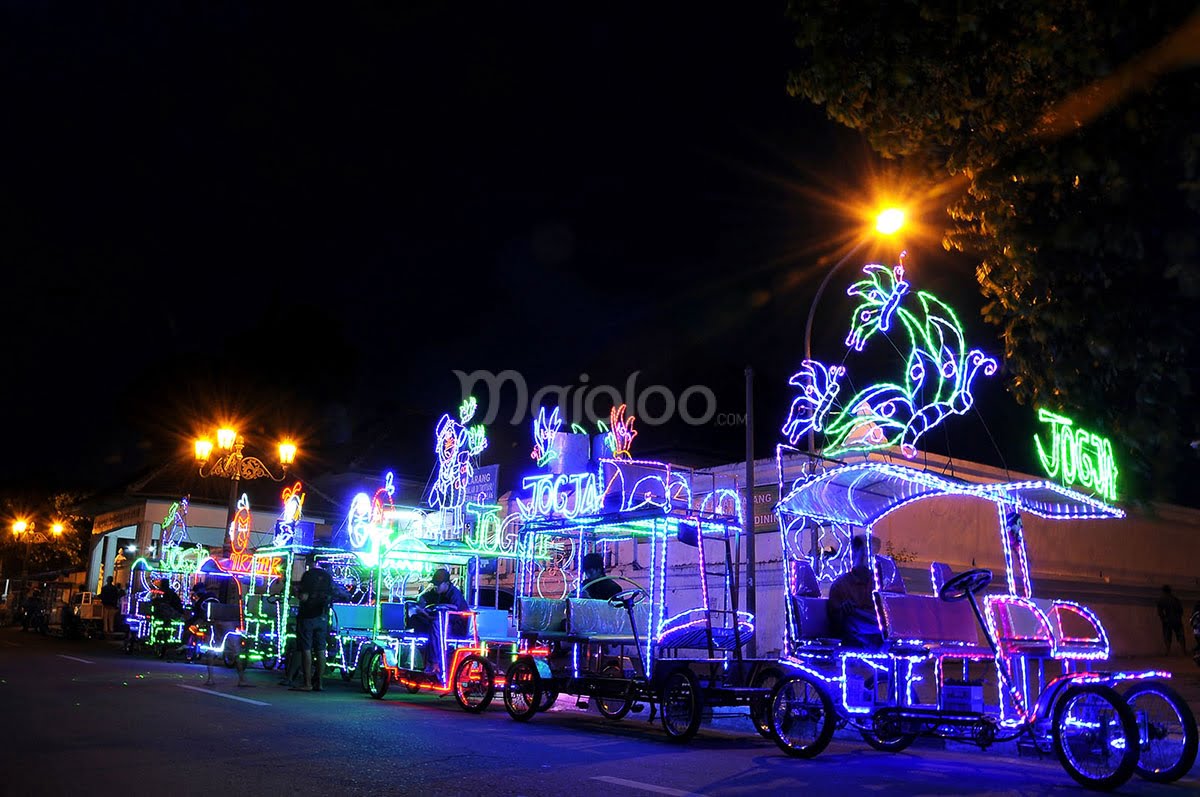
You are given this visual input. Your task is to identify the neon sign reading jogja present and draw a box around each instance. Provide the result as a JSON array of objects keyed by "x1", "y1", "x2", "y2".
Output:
[
  {"x1": 516, "y1": 472, "x2": 603, "y2": 520},
  {"x1": 1033, "y1": 409, "x2": 1118, "y2": 501},
  {"x1": 781, "y1": 256, "x2": 998, "y2": 458}
]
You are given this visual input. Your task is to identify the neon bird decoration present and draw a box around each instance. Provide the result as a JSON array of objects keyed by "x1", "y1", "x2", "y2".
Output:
[
  {"x1": 784, "y1": 256, "x2": 998, "y2": 458},
  {"x1": 530, "y1": 406, "x2": 563, "y2": 467}
]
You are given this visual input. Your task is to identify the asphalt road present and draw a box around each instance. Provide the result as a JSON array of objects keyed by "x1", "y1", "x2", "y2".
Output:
[{"x1": 2, "y1": 627, "x2": 1197, "y2": 797}]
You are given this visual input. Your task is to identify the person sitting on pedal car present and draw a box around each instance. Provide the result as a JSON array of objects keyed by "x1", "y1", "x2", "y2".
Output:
[
  {"x1": 580, "y1": 552, "x2": 622, "y2": 602},
  {"x1": 151, "y1": 578, "x2": 185, "y2": 623},
  {"x1": 827, "y1": 536, "x2": 900, "y2": 650},
  {"x1": 410, "y1": 568, "x2": 469, "y2": 675}
]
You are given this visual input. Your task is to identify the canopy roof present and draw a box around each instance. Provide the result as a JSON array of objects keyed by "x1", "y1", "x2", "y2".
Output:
[{"x1": 776, "y1": 461, "x2": 1124, "y2": 528}]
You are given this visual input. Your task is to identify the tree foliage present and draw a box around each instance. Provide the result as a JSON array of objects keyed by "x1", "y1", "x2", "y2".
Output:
[{"x1": 786, "y1": 0, "x2": 1200, "y2": 500}]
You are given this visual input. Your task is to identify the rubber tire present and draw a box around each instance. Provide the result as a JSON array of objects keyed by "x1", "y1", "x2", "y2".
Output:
[
  {"x1": 861, "y1": 725, "x2": 917, "y2": 753},
  {"x1": 223, "y1": 640, "x2": 239, "y2": 669},
  {"x1": 538, "y1": 689, "x2": 558, "y2": 712},
  {"x1": 453, "y1": 655, "x2": 495, "y2": 714},
  {"x1": 362, "y1": 648, "x2": 390, "y2": 699},
  {"x1": 1052, "y1": 683, "x2": 1138, "y2": 791},
  {"x1": 768, "y1": 673, "x2": 836, "y2": 758},
  {"x1": 660, "y1": 668, "x2": 703, "y2": 742},
  {"x1": 503, "y1": 657, "x2": 542, "y2": 722},
  {"x1": 751, "y1": 667, "x2": 785, "y2": 739},
  {"x1": 1123, "y1": 682, "x2": 1198, "y2": 783},
  {"x1": 261, "y1": 651, "x2": 278, "y2": 670},
  {"x1": 596, "y1": 664, "x2": 632, "y2": 720}
]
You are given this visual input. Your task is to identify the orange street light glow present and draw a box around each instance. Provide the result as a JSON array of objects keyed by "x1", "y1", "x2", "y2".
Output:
[
  {"x1": 217, "y1": 428, "x2": 238, "y2": 450},
  {"x1": 13, "y1": 519, "x2": 28, "y2": 535},
  {"x1": 195, "y1": 438, "x2": 214, "y2": 462},
  {"x1": 876, "y1": 207, "x2": 905, "y2": 235},
  {"x1": 278, "y1": 441, "x2": 297, "y2": 465}
]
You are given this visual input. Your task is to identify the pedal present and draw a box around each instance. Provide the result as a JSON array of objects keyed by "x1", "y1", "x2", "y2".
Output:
[
  {"x1": 576, "y1": 697, "x2": 590, "y2": 710},
  {"x1": 630, "y1": 703, "x2": 645, "y2": 714}
]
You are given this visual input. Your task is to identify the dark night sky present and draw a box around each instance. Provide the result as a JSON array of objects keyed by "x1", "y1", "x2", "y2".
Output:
[{"x1": 1, "y1": 3, "x2": 1036, "y2": 501}]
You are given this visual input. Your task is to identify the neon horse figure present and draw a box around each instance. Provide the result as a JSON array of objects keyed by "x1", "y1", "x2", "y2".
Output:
[
  {"x1": 783, "y1": 255, "x2": 999, "y2": 460},
  {"x1": 429, "y1": 397, "x2": 489, "y2": 537}
]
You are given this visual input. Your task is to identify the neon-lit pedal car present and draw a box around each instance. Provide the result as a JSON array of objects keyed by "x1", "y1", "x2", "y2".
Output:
[
  {"x1": 356, "y1": 543, "x2": 526, "y2": 714},
  {"x1": 769, "y1": 459, "x2": 1198, "y2": 790},
  {"x1": 498, "y1": 457, "x2": 776, "y2": 741}
]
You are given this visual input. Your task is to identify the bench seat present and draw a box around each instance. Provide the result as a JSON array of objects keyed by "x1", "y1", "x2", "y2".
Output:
[{"x1": 875, "y1": 592, "x2": 992, "y2": 658}]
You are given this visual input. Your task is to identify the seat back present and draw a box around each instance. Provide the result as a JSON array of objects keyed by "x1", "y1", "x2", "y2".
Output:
[
  {"x1": 205, "y1": 602, "x2": 242, "y2": 624},
  {"x1": 1032, "y1": 598, "x2": 1108, "y2": 654},
  {"x1": 332, "y1": 602, "x2": 375, "y2": 631},
  {"x1": 474, "y1": 607, "x2": 514, "y2": 641},
  {"x1": 788, "y1": 559, "x2": 821, "y2": 598},
  {"x1": 929, "y1": 562, "x2": 954, "y2": 596},
  {"x1": 875, "y1": 592, "x2": 985, "y2": 647},
  {"x1": 518, "y1": 597, "x2": 569, "y2": 634},
  {"x1": 983, "y1": 596, "x2": 1053, "y2": 650},
  {"x1": 875, "y1": 555, "x2": 906, "y2": 593},
  {"x1": 790, "y1": 596, "x2": 833, "y2": 641},
  {"x1": 566, "y1": 597, "x2": 648, "y2": 640},
  {"x1": 379, "y1": 602, "x2": 408, "y2": 633}
]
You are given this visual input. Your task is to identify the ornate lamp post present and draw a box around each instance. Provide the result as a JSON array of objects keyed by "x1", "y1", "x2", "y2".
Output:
[
  {"x1": 194, "y1": 428, "x2": 297, "y2": 557},
  {"x1": 802, "y1": 207, "x2": 907, "y2": 452},
  {"x1": 11, "y1": 519, "x2": 63, "y2": 578}
]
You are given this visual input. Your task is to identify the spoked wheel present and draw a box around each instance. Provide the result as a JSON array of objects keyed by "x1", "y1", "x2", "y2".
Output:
[
  {"x1": 660, "y1": 668, "x2": 703, "y2": 742},
  {"x1": 261, "y1": 650, "x2": 278, "y2": 670},
  {"x1": 453, "y1": 655, "x2": 495, "y2": 714},
  {"x1": 596, "y1": 664, "x2": 632, "y2": 720},
  {"x1": 750, "y1": 667, "x2": 785, "y2": 739},
  {"x1": 503, "y1": 657, "x2": 542, "y2": 722},
  {"x1": 361, "y1": 648, "x2": 390, "y2": 699},
  {"x1": 1052, "y1": 683, "x2": 1138, "y2": 790},
  {"x1": 768, "y1": 673, "x2": 835, "y2": 758},
  {"x1": 1123, "y1": 682, "x2": 1198, "y2": 783}
]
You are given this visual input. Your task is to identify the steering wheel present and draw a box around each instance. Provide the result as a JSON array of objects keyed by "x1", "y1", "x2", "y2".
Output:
[
  {"x1": 607, "y1": 587, "x2": 649, "y2": 609},
  {"x1": 938, "y1": 568, "x2": 993, "y2": 602}
]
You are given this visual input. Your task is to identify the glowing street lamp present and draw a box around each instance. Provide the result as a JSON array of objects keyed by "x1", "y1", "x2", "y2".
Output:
[
  {"x1": 802, "y1": 206, "x2": 908, "y2": 452},
  {"x1": 11, "y1": 518, "x2": 63, "y2": 577},
  {"x1": 194, "y1": 427, "x2": 298, "y2": 557}
]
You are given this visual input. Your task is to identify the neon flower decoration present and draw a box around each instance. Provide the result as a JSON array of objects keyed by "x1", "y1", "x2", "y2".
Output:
[
  {"x1": 160, "y1": 497, "x2": 190, "y2": 549},
  {"x1": 783, "y1": 257, "x2": 998, "y2": 458},
  {"x1": 1033, "y1": 408, "x2": 1118, "y2": 501},
  {"x1": 273, "y1": 481, "x2": 305, "y2": 546},
  {"x1": 429, "y1": 397, "x2": 489, "y2": 518},
  {"x1": 229, "y1": 493, "x2": 253, "y2": 572},
  {"x1": 530, "y1": 406, "x2": 563, "y2": 467},
  {"x1": 605, "y1": 404, "x2": 637, "y2": 459}
]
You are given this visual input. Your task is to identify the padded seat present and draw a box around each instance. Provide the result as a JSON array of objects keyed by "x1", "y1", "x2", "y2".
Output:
[
  {"x1": 566, "y1": 597, "x2": 648, "y2": 643},
  {"x1": 474, "y1": 607, "x2": 515, "y2": 642},
  {"x1": 789, "y1": 596, "x2": 842, "y2": 651},
  {"x1": 1032, "y1": 598, "x2": 1109, "y2": 659},
  {"x1": 332, "y1": 602, "x2": 375, "y2": 631},
  {"x1": 656, "y1": 608, "x2": 753, "y2": 650},
  {"x1": 518, "y1": 597, "x2": 570, "y2": 638},
  {"x1": 875, "y1": 592, "x2": 992, "y2": 658}
]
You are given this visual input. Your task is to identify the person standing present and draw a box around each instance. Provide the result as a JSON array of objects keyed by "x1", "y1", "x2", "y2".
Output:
[
  {"x1": 1157, "y1": 584, "x2": 1187, "y2": 655},
  {"x1": 99, "y1": 577, "x2": 125, "y2": 638},
  {"x1": 291, "y1": 560, "x2": 335, "y2": 691}
]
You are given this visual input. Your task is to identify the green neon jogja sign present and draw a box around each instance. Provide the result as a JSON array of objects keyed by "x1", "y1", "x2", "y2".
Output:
[{"x1": 1033, "y1": 408, "x2": 1118, "y2": 501}]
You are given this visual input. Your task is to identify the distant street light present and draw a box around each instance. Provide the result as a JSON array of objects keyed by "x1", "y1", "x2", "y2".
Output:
[
  {"x1": 803, "y1": 207, "x2": 907, "y2": 452},
  {"x1": 194, "y1": 428, "x2": 297, "y2": 557}
]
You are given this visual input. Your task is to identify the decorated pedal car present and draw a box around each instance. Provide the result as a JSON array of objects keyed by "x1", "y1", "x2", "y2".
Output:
[
  {"x1": 764, "y1": 255, "x2": 1197, "y2": 790},
  {"x1": 498, "y1": 406, "x2": 775, "y2": 741}
]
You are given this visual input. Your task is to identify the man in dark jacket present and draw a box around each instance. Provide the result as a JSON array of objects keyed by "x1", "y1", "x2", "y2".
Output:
[
  {"x1": 1157, "y1": 584, "x2": 1187, "y2": 655},
  {"x1": 292, "y1": 560, "x2": 337, "y2": 691}
]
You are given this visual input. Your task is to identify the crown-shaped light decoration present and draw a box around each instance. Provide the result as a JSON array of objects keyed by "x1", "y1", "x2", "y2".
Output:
[{"x1": 783, "y1": 252, "x2": 998, "y2": 458}]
